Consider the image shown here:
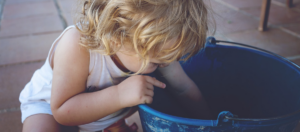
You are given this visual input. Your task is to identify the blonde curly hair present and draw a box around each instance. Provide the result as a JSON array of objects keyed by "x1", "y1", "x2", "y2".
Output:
[{"x1": 75, "y1": 0, "x2": 213, "y2": 74}]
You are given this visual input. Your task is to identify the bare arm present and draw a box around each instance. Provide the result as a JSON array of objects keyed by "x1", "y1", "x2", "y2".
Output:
[
  {"x1": 158, "y1": 61, "x2": 212, "y2": 119},
  {"x1": 50, "y1": 28, "x2": 123, "y2": 126},
  {"x1": 50, "y1": 28, "x2": 166, "y2": 126}
]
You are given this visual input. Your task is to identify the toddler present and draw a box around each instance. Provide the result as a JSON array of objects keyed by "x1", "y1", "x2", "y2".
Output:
[{"x1": 19, "y1": 0, "x2": 212, "y2": 131}]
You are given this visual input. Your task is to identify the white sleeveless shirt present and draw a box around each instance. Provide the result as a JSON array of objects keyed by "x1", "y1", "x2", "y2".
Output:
[{"x1": 19, "y1": 26, "x2": 131, "y2": 131}]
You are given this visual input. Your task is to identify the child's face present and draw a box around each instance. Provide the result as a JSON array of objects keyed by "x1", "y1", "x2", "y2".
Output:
[
  {"x1": 114, "y1": 38, "x2": 176, "y2": 74},
  {"x1": 115, "y1": 51, "x2": 165, "y2": 74}
]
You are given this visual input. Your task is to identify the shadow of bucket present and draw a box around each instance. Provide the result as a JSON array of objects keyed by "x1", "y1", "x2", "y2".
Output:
[{"x1": 138, "y1": 37, "x2": 300, "y2": 132}]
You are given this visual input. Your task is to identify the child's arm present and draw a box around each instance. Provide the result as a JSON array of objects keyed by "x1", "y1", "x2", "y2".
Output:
[
  {"x1": 50, "y1": 28, "x2": 165, "y2": 126},
  {"x1": 158, "y1": 61, "x2": 212, "y2": 119}
]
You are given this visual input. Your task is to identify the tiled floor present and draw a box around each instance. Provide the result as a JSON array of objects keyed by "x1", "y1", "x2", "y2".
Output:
[
  {"x1": 0, "y1": 0, "x2": 300, "y2": 132},
  {"x1": 212, "y1": 0, "x2": 300, "y2": 62}
]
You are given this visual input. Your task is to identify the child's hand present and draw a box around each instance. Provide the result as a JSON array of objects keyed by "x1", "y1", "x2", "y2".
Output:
[{"x1": 117, "y1": 75, "x2": 166, "y2": 108}]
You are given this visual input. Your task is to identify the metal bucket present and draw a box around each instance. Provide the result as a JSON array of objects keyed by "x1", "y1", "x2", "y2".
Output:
[{"x1": 138, "y1": 37, "x2": 300, "y2": 132}]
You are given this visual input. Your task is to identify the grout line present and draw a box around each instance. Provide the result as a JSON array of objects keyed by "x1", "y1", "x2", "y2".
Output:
[
  {"x1": 0, "y1": 30, "x2": 62, "y2": 40},
  {"x1": 278, "y1": 27, "x2": 300, "y2": 39},
  {"x1": 53, "y1": 0, "x2": 67, "y2": 29},
  {"x1": 272, "y1": 0, "x2": 300, "y2": 13},
  {"x1": 212, "y1": 0, "x2": 261, "y2": 22},
  {"x1": 213, "y1": 0, "x2": 240, "y2": 11},
  {"x1": 271, "y1": 0, "x2": 286, "y2": 7},
  {"x1": 213, "y1": 0, "x2": 300, "y2": 39},
  {"x1": 0, "y1": 59, "x2": 46, "y2": 68},
  {"x1": 0, "y1": 107, "x2": 20, "y2": 114},
  {"x1": 2, "y1": 12, "x2": 59, "y2": 20}
]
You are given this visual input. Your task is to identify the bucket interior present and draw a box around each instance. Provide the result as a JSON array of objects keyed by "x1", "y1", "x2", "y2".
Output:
[{"x1": 149, "y1": 43, "x2": 300, "y2": 119}]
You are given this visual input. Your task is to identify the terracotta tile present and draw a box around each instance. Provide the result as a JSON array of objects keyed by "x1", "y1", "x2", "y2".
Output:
[
  {"x1": 281, "y1": 23, "x2": 300, "y2": 36},
  {"x1": 0, "y1": 14, "x2": 63, "y2": 38},
  {"x1": 58, "y1": 0, "x2": 81, "y2": 27},
  {"x1": 272, "y1": 0, "x2": 300, "y2": 12},
  {"x1": 62, "y1": 12, "x2": 74, "y2": 26},
  {"x1": 224, "y1": 28, "x2": 300, "y2": 57},
  {"x1": 295, "y1": 2, "x2": 300, "y2": 11},
  {"x1": 210, "y1": 0, "x2": 258, "y2": 34},
  {"x1": 274, "y1": 0, "x2": 300, "y2": 4},
  {"x1": 207, "y1": 0, "x2": 230, "y2": 13},
  {"x1": 217, "y1": 0, "x2": 262, "y2": 9},
  {"x1": 0, "y1": 32, "x2": 61, "y2": 66},
  {"x1": 213, "y1": 33, "x2": 230, "y2": 41},
  {"x1": 0, "y1": 61, "x2": 44, "y2": 110},
  {"x1": 2, "y1": 1, "x2": 57, "y2": 19},
  {"x1": 213, "y1": 7, "x2": 258, "y2": 34},
  {"x1": 242, "y1": 3, "x2": 300, "y2": 25},
  {"x1": 58, "y1": 0, "x2": 78, "y2": 14},
  {"x1": 0, "y1": 111, "x2": 22, "y2": 131},
  {"x1": 4, "y1": 0, "x2": 51, "y2": 5}
]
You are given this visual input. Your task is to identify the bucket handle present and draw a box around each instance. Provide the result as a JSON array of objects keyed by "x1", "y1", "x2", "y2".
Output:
[
  {"x1": 216, "y1": 111, "x2": 234, "y2": 126},
  {"x1": 205, "y1": 37, "x2": 300, "y2": 69}
]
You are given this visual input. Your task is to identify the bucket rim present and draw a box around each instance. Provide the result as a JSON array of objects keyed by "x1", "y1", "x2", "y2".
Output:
[
  {"x1": 138, "y1": 104, "x2": 217, "y2": 126},
  {"x1": 139, "y1": 104, "x2": 300, "y2": 126},
  {"x1": 225, "y1": 109, "x2": 300, "y2": 121}
]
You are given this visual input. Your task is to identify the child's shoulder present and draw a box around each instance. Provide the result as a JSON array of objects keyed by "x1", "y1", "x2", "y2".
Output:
[
  {"x1": 57, "y1": 26, "x2": 86, "y2": 52},
  {"x1": 61, "y1": 26, "x2": 82, "y2": 43},
  {"x1": 53, "y1": 26, "x2": 90, "y2": 68}
]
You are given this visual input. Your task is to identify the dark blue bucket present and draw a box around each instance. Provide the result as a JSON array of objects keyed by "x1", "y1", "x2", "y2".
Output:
[{"x1": 138, "y1": 37, "x2": 300, "y2": 132}]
